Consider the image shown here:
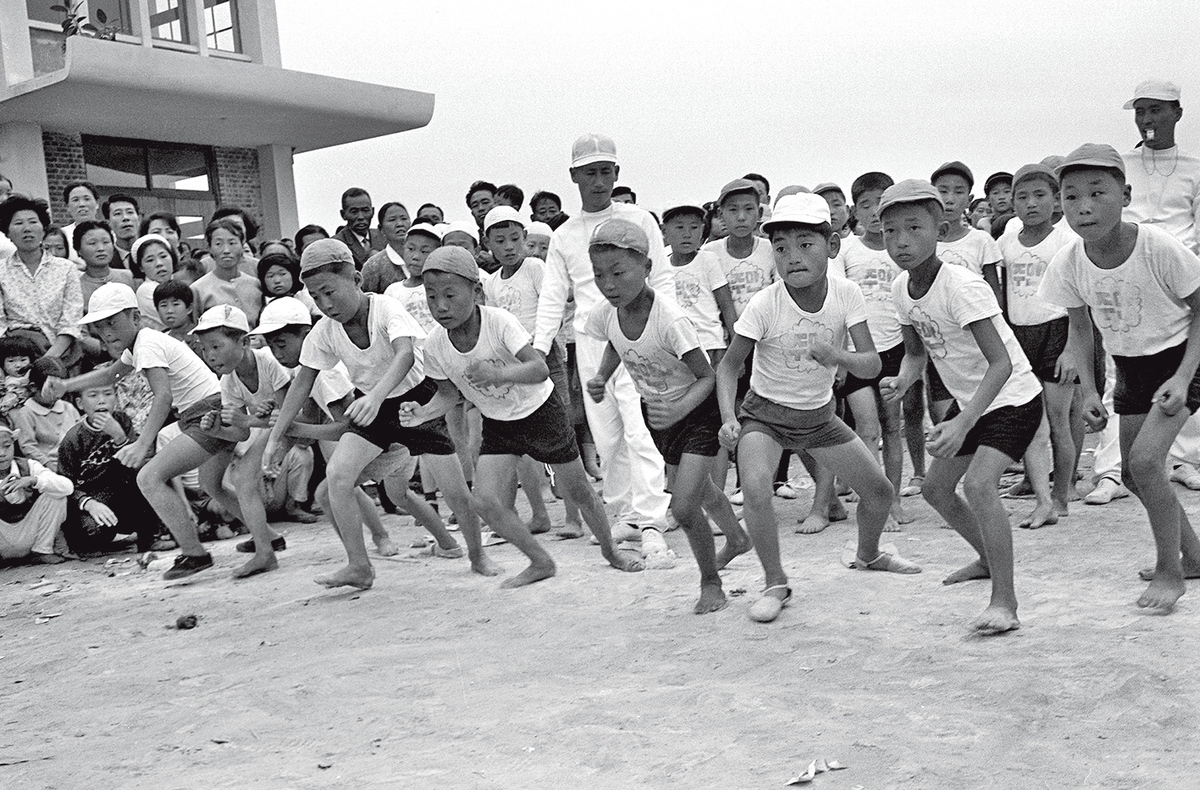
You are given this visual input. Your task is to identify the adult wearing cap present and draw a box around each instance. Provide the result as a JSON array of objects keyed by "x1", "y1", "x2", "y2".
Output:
[{"x1": 533, "y1": 133, "x2": 674, "y2": 532}]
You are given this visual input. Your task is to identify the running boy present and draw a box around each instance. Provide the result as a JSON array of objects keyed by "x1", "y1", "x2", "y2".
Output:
[
  {"x1": 717, "y1": 194, "x2": 921, "y2": 624},
  {"x1": 1039, "y1": 144, "x2": 1200, "y2": 611},
  {"x1": 878, "y1": 180, "x2": 1043, "y2": 635},
  {"x1": 399, "y1": 246, "x2": 643, "y2": 586},
  {"x1": 586, "y1": 220, "x2": 748, "y2": 612}
]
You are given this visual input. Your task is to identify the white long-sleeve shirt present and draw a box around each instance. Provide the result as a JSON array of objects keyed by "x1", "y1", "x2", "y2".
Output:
[
  {"x1": 533, "y1": 202, "x2": 674, "y2": 353},
  {"x1": 6, "y1": 458, "x2": 74, "y2": 498},
  {"x1": 1123, "y1": 145, "x2": 1200, "y2": 254}
]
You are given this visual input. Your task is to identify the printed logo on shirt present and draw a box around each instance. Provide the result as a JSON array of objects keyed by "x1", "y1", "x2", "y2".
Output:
[
  {"x1": 675, "y1": 274, "x2": 702, "y2": 308},
  {"x1": 621, "y1": 349, "x2": 672, "y2": 395},
  {"x1": 399, "y1": 289, "x2": 438, "y2": 332},
  {"x1": 464, "y1": 360, "x2": 515, "y2": 400},
  {"x1": 853, "y1": 264, "x2": 895, "y2": 300},
  {"x1": 940, "y1": 248, "x2": 976, "y2": 272},
  {"x1": 907, "y1": 306, "x2": 947, "y2": 358},
  {"x1": 726, "y1": 260, "x2": 769, "y2": 308},
  {"x1": 1092, "y1": 276, "x2": 1142, "y2": 334},
  {"x1": 1009, "y1": 251, "x2": 1048, "y2": 298},
  {"x1": 492, "y1": 286, "x2": 524, "y2": 316},
  {"x1": 780, "y1": 318, "x2": 835, "y2": 372}
]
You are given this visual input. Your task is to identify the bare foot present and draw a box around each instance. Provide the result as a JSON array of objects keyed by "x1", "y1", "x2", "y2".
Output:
[
  {"x1": 970, "y1": 605, "x2": 1020, "y2": 634},
  {"x1": 1066, "y1": 486, "x2": 1081, "y2": 503},
  {"x1": 500, "y1": 562, "x2": 556, "y2": 589},
  {"x1": 527, "y1": 518, "x2": 552, "y2": 535},
  {"x1": 943, "y1": 559, "x2": 990, "y2": 585},
  {"x1": 1003, "y1": 478, "x2": 1034, "y2": 498},
  {"x1": 1017, "y1": 503, "x2": 1059, "y2": 530},
  {"x1": 694, "y1": 583, "x2": 728, "y2": 614},
  {"x1": 470, "y1": 555, "x2": 503, "y2": 577},
  {"x1": 1137, "y1": 577, "x2": 1186, "y2": 610},
  {"x1": 1053, "y1": 498, "x2": 1070, "y2": 518},
  {"x1": 829, "y1": 500, "x2": 849, "y2": 522},
  {"x1": 1138, "y1": 561, "x2": 1200, "y2": 581},
  {"x1": 232, "y1": 553, "x2": 278, "y2": 579},
  {"x1": 611, "y1": 523, "x2": 642, "y2": 542},
  {"x1": 315, "y1": 565, "x2": 374, "y2": 590},
  {"x1": 553, "y1": 522, "x2": 585, "y2": 540},
  {"x1": 33, "y1": 552, "x2": 67, "y2": 565},
  {"x1": 604, "y1": 549, "x2": 644, "y2": 573},
  {"x1": 796, "y1": 510, "x2": 831, "y2": 534},
  {"x1": 890, "y1": 501, "x2": 914, "y2": 525},
  {"x1": 374, "y1": 536, "x2": 400, "y2": 557},
  {"x1": 715, "y1": 537, "x2": 752, "y2": 570}
]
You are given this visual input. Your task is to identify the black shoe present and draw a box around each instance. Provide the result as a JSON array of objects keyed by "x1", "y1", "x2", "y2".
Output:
[
  {"x1": 235, "y1": 537, "x2": 287, "y2": 554},
  {"x1": 163, "y1": 553, "x2": 214, "y2": 580}
]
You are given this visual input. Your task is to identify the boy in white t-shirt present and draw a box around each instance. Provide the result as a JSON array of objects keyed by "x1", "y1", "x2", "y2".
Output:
[
  {"x1": 998, "y1": 163, "x2": 1081, "y2": 529},
  {"x1": 879, "y1": 180, "x2": 1043, "y2": 635},
  {"x1": 400, "y1": 247, "x2": 643, "y2": 586},
  {"x1": 46, "y1": 284, "x2": 239, "y2": 581},
  {"x1": 1039, "y1": 144, "x2": 1200, "y2": 612},
  {"x1": 383, "y1": 223, "x2": 442, "y2": 335},
  {"x1": 585, "y1": 220, "x2": 749, "y2": 613},
  {"x1": 662, "y1": 204, "x2": 737, "y2": 362},
  {"x1": 717, "y1": 194, "x2": 922, "y2": 624}
]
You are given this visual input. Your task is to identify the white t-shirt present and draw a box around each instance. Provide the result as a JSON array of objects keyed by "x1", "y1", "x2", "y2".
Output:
[
  {"x1": 119, "y1": 327, "x2": 219, "y2": 412},
  {"x1": 734, "y1": 277, "x2": 868, "y2": 410},
  {"x1": 702, "y1": 236, "x2": 776, "y2": 317},
  {"x1": 585, "y1": 294, "x2": 702, "y2": 406},
  {"x1": 423, "y1": 306, "x2": 551, "y2": 421},
  {"x1": 135, "y1": 280, "x2": 166, "y2": 331},
  {"x1": 309, "y1": 363, "x2": 356, "y2": 421},
  {"x1": 939, "y1": 227, "x2": 1002, "y2": 276},
  {"x1": 1038, "y1": 223, "x2": 1200, "y2": 357},
  {"x1": 671, "y1": 249, "x2": 728, "y2": 350},
  {"x1": 221, "y1": 346, "x2": 293, "y2": 412},
  {"x1": 299, "y1": 294, "x2": 427, "y2": 398},
  {"x1": 894, "y1": 264, "x2": 1041, "y2": 413},
  {"x1": 997, "y1": 223, "x2": 1075, "y2": 326},
  {"x1": 482, "y1": 258, "x2": 544, "y2": 335},
  {"x1": 840, "y1": 235, "x2": 903, "y2": 351},
  {"x1": 383, "y1": 281, "x2": 438, "y2": 335},
  {"x1": 1123, "y1": 145, "x2": 1200, "y2": 254}
]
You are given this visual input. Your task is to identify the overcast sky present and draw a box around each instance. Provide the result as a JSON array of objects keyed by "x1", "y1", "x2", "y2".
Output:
[{"x1": 279, "y1": 0, "x2": 1200, "y2": 231}]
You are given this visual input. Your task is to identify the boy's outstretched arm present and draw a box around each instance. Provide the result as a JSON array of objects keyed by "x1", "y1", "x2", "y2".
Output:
[
  {"x1": 585, "y1": 343, "x2": 622, "y2": 403},
  {"x1": 1059, "y1": 306, "x2": 1105, "y2": 430},
  {"x1": 1154, "y1": 287, "x2": 1200, "y2": 416},
  {"x1": 716, "y1": 334, "x2": 753, "y2": 449},
  {"x1": 264, "y1": 365, "x2": 318, "y2": 474},
  {"x1": 714, "y1": 285, "x2": 738, "y2": 341},
  {"x1": 644, "y1": 348, "x2": 714, "y2": 430},
  {"x1": 116, "y1": 367, "x2": 172, "y2": 468},
  {"x1": 399, "y1": 378, "x2": 462, "y2": 427},
  {"x1": 927, "y1": 318, "x2": 1012, "y2": 458},
  {"x1": 44, "y1": 361, "x2": 133, "y2": 401},
  {"x1": 811, "y1": 321, "x2": 881, "y2": 380},
  {"x1": 465, "y1": 345, "x2": 548, "y2": 388},
  {"x1": 880, "y1": 325, "x2": 928, "y2": 403},
  {"x1": 346, "y1": 336, "x2": 414, "y2": 427}
]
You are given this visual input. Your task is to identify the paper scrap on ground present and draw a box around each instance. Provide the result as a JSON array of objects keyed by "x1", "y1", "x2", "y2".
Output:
[{"x1": 786, "y1": 757, "x2": 846, "y2": 785}]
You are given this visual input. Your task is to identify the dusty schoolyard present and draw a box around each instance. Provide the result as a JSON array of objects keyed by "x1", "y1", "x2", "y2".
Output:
[{"x1": 2, "y1": 453, "x2": 1199, "y2": 789}]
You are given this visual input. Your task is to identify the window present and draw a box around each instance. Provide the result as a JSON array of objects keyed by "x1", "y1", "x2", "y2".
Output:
[
  {"x1": 25, "y1": 0, "x2": 132, "y2": 35},
  {"x1": 204, "y1": 0, "x2": 240, "y2": 53},
  {"x1": 149, "y1": 0, "x2": 189, "y2": 44},
  {"x1": 82, "y1": 136, "x2": 214, "y2": 193}
]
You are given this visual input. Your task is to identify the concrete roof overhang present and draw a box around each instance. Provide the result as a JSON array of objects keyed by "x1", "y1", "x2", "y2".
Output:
[{"x1": 0, "y1": 36, "x2": 434, "y2": 151}]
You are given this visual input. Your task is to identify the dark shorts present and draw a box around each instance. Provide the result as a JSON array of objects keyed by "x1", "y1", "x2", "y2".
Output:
[
  {"x1": 346, "y1": 379, "x2": 456, "y2": 455},
  {"x1": 1113, "y1": 343, "x2": 1200, "y2": 416},
  {"x1": 177, "y1": 393, "x2": 238, "y2": 456},
  {"x1": 927, "y1": 358, "x2": 952, "y2": 403},
  {"x1": 837, "y1": 342, "x2": 905, "y2": 398},
  {"x1": 737, "y1": 390, "x2": 858, "y2": 451},
  {"x1": 945, "y1": 396, "x2": 1043, "y2": 461},
  {"x1": 1011, "y1": 317, "x2": 1068, "y2": 383},
  {"x1": 643, "y1": 393, "x2": 721, "y2": 465},
  {"x1": 479, "y1": 390, "x2": 579, "y2": 465}
]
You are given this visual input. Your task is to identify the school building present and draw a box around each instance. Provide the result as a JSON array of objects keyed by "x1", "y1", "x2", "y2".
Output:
[{"x1": 0, "y1": 0, "x2": 434, "y2": 242}]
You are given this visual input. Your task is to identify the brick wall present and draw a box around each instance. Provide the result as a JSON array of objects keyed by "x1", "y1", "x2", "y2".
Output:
[
  {"x1": 213, "y1": 146, "x2": 263, "y2": 234},
  {"x1": 42, "y1": 131, "x2": 87, "y2": 227}
]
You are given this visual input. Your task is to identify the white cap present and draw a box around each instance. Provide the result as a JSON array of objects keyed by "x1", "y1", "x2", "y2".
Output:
[
  {"x1": 250, "y1": 296, "x2": 312, "y2": 335},
  {"x1": 406, "y1": 223, "x2": 443, "y2": 243},
  {"x1": 191, "y1": 304, "x2": 250, "y2": 335},
  {"x1": 483, "y1": 206, "x2": 526, "y2": 235},
  {"x1": 760, "y1": 193, "x2": 832, "y2": 234},
  {"x1": 442, "y1": 220, "x2": 479, "y2": 244},
  {"x1": 571, "y1": 133, "x2": 618, "y2": 168},
  {"x1": 79, "y1": 282, "x2": 138, "y2": 324},
  {"x1": 1124, "y1": 79, "x2": 1182, "y2": 109},
  {"x1": 526, "y1": 221, "x2": 553, "y2": 238},
  {"x1": 130, "y1": 233, "x2": 172, "y2": 263}
]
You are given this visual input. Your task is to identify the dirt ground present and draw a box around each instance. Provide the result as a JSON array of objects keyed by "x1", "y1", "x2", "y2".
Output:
[{"x1": 3, "y1": 446, "x2": 1199, "y2": 789}]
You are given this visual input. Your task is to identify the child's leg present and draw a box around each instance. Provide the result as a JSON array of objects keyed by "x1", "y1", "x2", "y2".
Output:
[
  {"x1": 516, "y1": 456, "x2": 552, "y2": 533},
  {"x1": 902, "y1": 380, "x2": 927, "y2": 492},
  {"x1": 737, "y1": 432, "x2": 787, "y2": 594},
  {"x1": 422, "y1": 452, "x2": 497, "y2": 576},
  {"x1": 1016, "y1": 416, "x2": 1057, "y2": 530},
  {"x1": 700, "y1": 464, "x2": 751, "y2": 568},
  {"x1": 445, "y1": 402, "x2": 475, "y2": 485},
  {"x1": 320, "y1": 434, "x2": 385, "y2": 589},
  {"x1": 665, "y1": 455, "x2": 729, "y2": 613},
  {"x1": 877, "y1": 389, "x2": 911, "y2": 524},
  {"x1": 282, "y1": 445, "x2": 315, "y2": 514},
  {"x1": 796, "y1": 452, "x2": 845, "y2": 533},
  {"x1": 1043, "y1": 381, "x2": 1078, "y2": 512},
  {"x1": 136, "y1": 435, "x2": 217, "y2": 557},
  {"x1": 472, "y1": 454, "x2": 556, "y2": 588},
  {"x1": 377, "y1": 470, "x2": 459, "y2": 554},
  {"x1": 229, "y1": 437, "x2": 280, "y2": 579},
  {"x1": 550, "y1": 458, "x2": 642, "y2": 573}
]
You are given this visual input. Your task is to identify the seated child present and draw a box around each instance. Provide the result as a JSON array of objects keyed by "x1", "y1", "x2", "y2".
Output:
[
  {"x1": 878, "y1": 180, "x2": 1042, "y2": 635},
  {"x1": 399, "y1": 247, "x2": 644, "y2": 586},
  {"x1": 11, "y1": 357, "x2": 81, "y2": 471},
  {"x1": 57, "y1": 378, "x2": 160, "y2": 555},
  {"x1": 585, "y1": 220, "x2": 747, "y2": 612},
  {"x1": 0, "y1": 424, "x2": 73, "y2": 564},
  {"x1": 717, "y1": 194, "x2": 921, "y2": 624},
  {"x1": 1039, "y1": 144, "x2": 1200, "y2": 611},
  {"x1": 133, "y1": 234, "x2": 177, "y2": 331},
  {"x1": 0, "y1": 335, "x2": 38, "y2": 421}
]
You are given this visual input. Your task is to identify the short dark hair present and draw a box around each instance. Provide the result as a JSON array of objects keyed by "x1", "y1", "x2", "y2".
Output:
[
  {"x1": 72, "y1": 219, "x2": 114, "y2": 251},
  {"x1": 416, "y1": 202, "x2": 444, "y2": 220},
  {"x1": 0, "y1": 334, "x2": 42, "y2": 363},
  {"x1": 742, "y1": 173, "x2": 770, "y2": 194},
  {"x1": 0, "y1": 195, "x2": 51, "y2": 235},
  {"x1": 153, "y1": 279, "x2": 194, "y2": 307},
  {"x1": 465, "y1": 180, "x2": 497, "y2": 206},
  {"x1": 495, "y1": 184, "x2": 525, "y2": 210},
  {"x1": 376, "y1": 202, "x2": 409, "y2": 228},
  {"x1": 62, "y1": 180, "x2": 99, "y2": 205},
  {"x1": 1059, "y1": 165, "x2": 1126, "y2": 187},
  {"x1": 766, "y1": 221, "x2": 833, "y2": 241},
  {"x1": 28, "y1": 356, "x2": 67, "y2": 390},
  {"x1": 205, "y1": 218, "x2": 246, "y2": 245},
  {"x1": 611, "y1": 186, "x2": 636, "y2": 202},
  {"x1": 211, "y1": 206, "x2": 258, "y2": 241},
  {"x1": 101, "y1": 193, "x2": 139, "y2": 218},
  {"x1": 136, "y1": 235, "x2": 179, "y2": 272},
  {"x1": 294, "y1": 224, "x2": 328, "y2": 250},
  {"x1": 851, "y1": 172, "x2": 895, "y2": 203},
  {"x1": 340, "y1": 187, "x2": 371, "y2": 208},
  {"x1": 530, "y1": 191, "x2": 562, "y2": 212},
  {"x1": 257, "y1": 252, "x2": 302, "y2": 296},
  {"x1": 139, "y1": 211, "x2": 181, "y2": 239}
]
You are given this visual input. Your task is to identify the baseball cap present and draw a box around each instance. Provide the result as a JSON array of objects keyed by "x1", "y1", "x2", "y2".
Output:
[
  {"x1": 773, "y1": 185, "x2": 811, "y2": 205},
  {"x1": 526, "y1": 221, "x2": 553, "y2": 238},
  {"x1": 1123, "y1": 79, "x2": 1182, "y2": 110},
  {"x1": 421, "y1": 246, "x2": 480, "y2": 282},
  {"x1": 761, "y1": 193, "x2": 832, "y2": 234},
  {"x1": 250, "y1": 296, "x2": 312, "y2": 335},
  {"x1": 983, "y1": 172, "x2": 1013, "y2": 195},
  {"x1": 483, "y1": 206, "x2": 526, "y2": 235},
  {"x1": 661, "y1": 204, "x2": 706, "y2": 224},
  {"x1": 130, "y1": 233, "x2": 172, "y2": 263},
  {"x1": 299, "y1": 238, "x2": 354, "y2": 275},
  {"x1": 589, "y1": 219, "x2": 649, "y2": 256},
  {"x1": 191, "y1": 304, "x2": 250, "y2": 335},
  {"x1": 442, "y1": 220, "x2": 479, "y2": 244},
  {"x1": 1054, "y1": 143, "x2": 1126, "y2": 180},
  {"x1": 878, "y1": 179, "x2": 944, "y2": 216},
  {"x1": 79, "y1": 282, "x2": 138, "y2": 324},
  {"x1": 571, "y1": 133, "x2": 618, "y2": 168},
  {"x1": 1012, "y1": 163, "x2": 1058, "y2": 190},
  {"x1": 406, "y1": 223, "x2": 443, "y2": 244},
  {"x1": 930, "y1": 161, "x2": 975, "y2": 189},
  {"x1": 1040, "y1": 154, "x2": 1066, "y2": 171},
  {"x1": 718, "y1": 178, "x2": 761, "y2": 206},
  {"x1": 812, "y1": 182, "x2": 844, "y2": 198}
]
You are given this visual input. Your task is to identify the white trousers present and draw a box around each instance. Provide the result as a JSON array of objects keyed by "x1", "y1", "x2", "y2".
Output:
[
  {"x1": 575, "y1": 335, "x2": 669, "y2": 528},
  {"x1": 0, "y1": 494, "x2": 68, "y2": 559}
]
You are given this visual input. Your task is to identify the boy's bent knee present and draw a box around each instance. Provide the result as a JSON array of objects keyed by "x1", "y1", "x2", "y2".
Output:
[{"x1": 962, "y1": 472, "x2": 997, "y2": 504}]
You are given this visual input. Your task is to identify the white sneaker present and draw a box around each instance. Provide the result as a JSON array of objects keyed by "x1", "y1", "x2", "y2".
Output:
[
  {"x1": 1084, "y1": 478, "x2": 1130, "y2": 505},
  {"x1": 774, "y1": 483, "x2": 799, "y2": 500},
  {"x1": 1170, "y1": 464, "x2": 1200, "y2": 491}
]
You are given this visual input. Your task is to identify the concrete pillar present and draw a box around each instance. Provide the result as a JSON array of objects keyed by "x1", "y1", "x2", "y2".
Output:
[
  {"x1": 0, "y1": 1, "x2": 35, "y2": 86},
  {"x1": 238, "y1": 0, "x2": 281, "y2": 67},
  {"x1": 258, "y1": 144, "x2": 297, "y2": 241},
  {"x1": 0, "y1": 123, "x2": 49, "y2": 203}
]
